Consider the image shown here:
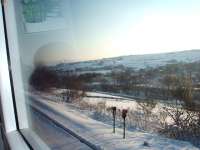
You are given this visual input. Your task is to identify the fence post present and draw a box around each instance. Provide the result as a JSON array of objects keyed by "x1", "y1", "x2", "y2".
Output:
[
  {"x1": 122, "y1": 109, "x2": 128, "y2": 139},
  {"x1": 112, "y1": 107, "x2": 116, "y2": 133}
]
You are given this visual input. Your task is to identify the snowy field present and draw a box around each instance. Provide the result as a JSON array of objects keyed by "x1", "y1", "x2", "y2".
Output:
[
  {"x1": 84, "y1": 91, "x2": 149, "y2": 110},
  {"x1": 28, "y1": 91, "x2": 199, "y2": 150},
  {"x1": 55, "y1": 50, "x2": 200, "y2": 73},
  {"x1": 83, "y1": 92, "x2": 174, "y2": 123}
]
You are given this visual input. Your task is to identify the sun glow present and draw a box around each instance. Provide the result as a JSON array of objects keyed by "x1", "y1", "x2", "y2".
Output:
[{"x1": 106, "y1": 14, "x2": 200, "y2": 55}]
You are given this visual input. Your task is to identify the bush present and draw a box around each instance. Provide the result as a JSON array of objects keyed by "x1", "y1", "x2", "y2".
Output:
[{"x1": 29, "y1": 66, "x2": 59, "y2": 91}]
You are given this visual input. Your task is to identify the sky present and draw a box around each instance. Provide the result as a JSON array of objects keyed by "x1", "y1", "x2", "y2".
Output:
[
  {"x1": 35, "y1": 0, "x2": 200, "y2": 64},
  {"x1": 66, "y1": 0, "x2": 200, "y2": 60}
]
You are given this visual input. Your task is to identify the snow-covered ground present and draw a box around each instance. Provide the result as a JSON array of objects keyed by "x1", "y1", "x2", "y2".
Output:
[
  {"x1": 84, "y1": 92, "x2": 169, "y2": 115},
  {"x1": 29, "y1": 92, "x2": 199, "y2": 150},
  {"x1": 32, "y1": 90, "x2": 193, "y2": 129},
  {"x1": 54, "y1": 50, "x2": 200, "y2": 73},
  {"x1": 84, "y1": 92, "x2": 140, "y2": 110}
]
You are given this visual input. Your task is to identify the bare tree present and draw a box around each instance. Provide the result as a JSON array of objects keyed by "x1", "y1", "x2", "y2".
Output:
[
  {"x1": 60, "y1": 73, "x2": 86, "y2": 103},
  {"x1": 161, "y1": 74, "x2": 177, "y2": 100}
]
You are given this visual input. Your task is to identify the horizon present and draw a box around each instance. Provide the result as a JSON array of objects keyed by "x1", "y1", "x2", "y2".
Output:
[{"x1": 49, "y1": 49, "x2": 200, "y2": 65}]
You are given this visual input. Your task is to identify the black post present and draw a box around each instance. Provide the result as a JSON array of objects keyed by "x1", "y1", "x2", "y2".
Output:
[
  {"x1": 113, "y1": 113, "x2": 115, "y2": 133},
  {"x1": 112, "y1": 107, "x2": 116, "y2": 133},
  {"x1": 123, "y1": 117, "x2": 125, "y2": 139},
  {"x1": 122, "y1": 109, "x2": 128, "y2": 139}
]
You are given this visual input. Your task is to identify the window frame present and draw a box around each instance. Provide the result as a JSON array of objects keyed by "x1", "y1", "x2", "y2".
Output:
[{"x1": 0, "y1": 1, "x2": 49, "y2": 150}]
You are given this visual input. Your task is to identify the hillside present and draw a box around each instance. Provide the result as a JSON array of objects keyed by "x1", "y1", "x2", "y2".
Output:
[{"x1": 54, "y1": 50, "x2": 200, "y2": 73}]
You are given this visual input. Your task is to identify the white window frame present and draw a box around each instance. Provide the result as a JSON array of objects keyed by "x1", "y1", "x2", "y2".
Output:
[
  {"x1": 0, "y1": 1, "x2": 50, "y2": 149},
  {"x1": 0, "y1": 2, "x2": 30, "y2": 150},
  {"x1": 0, "y1": 1, "x2": 17, "y2": 134}
]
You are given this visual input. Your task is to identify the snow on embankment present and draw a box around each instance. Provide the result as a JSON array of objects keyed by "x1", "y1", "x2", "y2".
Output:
[{"x1": 29, "y1": 93, "x2": 199, "y2": 150}]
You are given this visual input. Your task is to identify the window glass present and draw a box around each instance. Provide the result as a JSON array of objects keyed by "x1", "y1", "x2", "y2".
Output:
[{"x1": 7, "y1": 0, "x2": 200, "y2": 149}]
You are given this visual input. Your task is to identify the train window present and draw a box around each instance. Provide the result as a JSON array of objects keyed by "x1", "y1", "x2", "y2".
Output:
[{"x1": 2, "y1": 0, "x2": 200, "y2": 149}]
